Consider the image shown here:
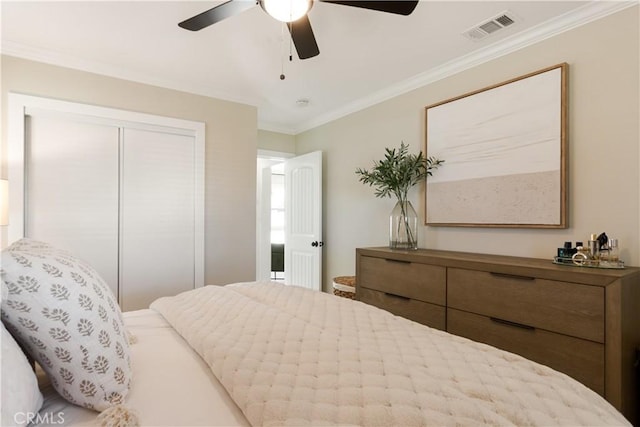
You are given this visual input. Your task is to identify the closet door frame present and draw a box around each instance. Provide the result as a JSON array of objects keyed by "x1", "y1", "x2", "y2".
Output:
[{"x1": 7, "y1": 93, "x2": 205, "y2": 292}]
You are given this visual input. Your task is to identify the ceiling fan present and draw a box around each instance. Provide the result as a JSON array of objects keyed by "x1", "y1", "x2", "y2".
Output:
[{"x1": 179, "y1": 0, "x2": 419, "y2": 60}]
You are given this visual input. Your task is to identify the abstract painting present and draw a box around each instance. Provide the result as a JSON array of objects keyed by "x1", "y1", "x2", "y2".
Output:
[{"x1": 425, "y1": 63, "x2": 567, "y2": 228}]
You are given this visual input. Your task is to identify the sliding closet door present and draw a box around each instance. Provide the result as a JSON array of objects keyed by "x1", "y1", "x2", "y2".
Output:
[
  {"x1": 25, "y1": 114, "x2": 120, "y2": 296},
  {"x1": 119, "y1": 128, "x2": 196, "y2": 311},
  {"x1": 12, "y1": 94, "x2": 204, "y2": 312}
]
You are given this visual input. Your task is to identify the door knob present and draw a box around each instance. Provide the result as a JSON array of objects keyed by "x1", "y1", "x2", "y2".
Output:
[{"x1": 311, "y1": 241, "x2": 324, "y2": 247}]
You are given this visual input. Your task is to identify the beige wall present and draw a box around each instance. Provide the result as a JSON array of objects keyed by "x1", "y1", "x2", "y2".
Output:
[
  {"x1": 1, "y1": 55, "x2": 258, "y2": 286},
  {"x1": 258, "y1": 129, "x2": 296, "y2": 153},
  {"x1": 295, "y1": 7, "x2": 640, "y2": 292}
]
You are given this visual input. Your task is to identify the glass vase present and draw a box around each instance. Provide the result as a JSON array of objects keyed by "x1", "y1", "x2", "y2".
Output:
[{"x1": 389, "y1": 200, "x2": 418, "y2": 250}]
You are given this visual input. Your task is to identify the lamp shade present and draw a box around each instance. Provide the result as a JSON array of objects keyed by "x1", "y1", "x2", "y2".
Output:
[{"x1": 1, "y1": 179, "x2": 8, "y2": 226}]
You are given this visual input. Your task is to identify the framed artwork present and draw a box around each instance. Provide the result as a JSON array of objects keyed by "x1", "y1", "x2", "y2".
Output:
[{"x1": 425, "y1": 63, "x2": 568, "y2": 228}]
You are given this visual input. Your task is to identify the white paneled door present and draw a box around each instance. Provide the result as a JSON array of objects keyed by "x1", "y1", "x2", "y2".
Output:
[
  {"x1": 284, "y1": 151, "x2": 322, "y2": 291},
  {"x1": 9, "y1": 94, "x2": 204, "y2": 311}
]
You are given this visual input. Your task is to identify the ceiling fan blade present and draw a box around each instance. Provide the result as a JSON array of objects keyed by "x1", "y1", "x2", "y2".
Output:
[
  {"x1": 287, "y1": 15, "x2": 320, "y2": 60},
  {"x1": 320, "y1": 1, "x2": 418, "y2": 15},
  {"x1": 179, "y1": 0, "x2": 256, "y2": 31}
]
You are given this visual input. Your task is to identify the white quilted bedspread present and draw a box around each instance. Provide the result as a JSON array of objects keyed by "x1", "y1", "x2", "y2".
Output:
[{"x1": 150, "y1": 282, "x2": 629, "y2": 426}]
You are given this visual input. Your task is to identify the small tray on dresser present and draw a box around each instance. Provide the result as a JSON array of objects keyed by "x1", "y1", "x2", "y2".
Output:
[{"x1": 552, "y1": 256, "x2": 625, "y2": 269}]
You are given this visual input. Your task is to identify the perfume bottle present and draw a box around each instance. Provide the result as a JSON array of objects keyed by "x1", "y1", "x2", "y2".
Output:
[
  {"x1": 599, "y1": 244, "x2": 610, "y2": 264},
  {"x1": 572, "y1": 242, "x2": 590, "y2": 265},
  {"x1": 557, "y1": 241, "x2": 575, "y2": 258},
  {"x1": 588, "y1": 233, "x2": 599, "y2": 262},
  {"x1": 608, "y1": 238, "x2": 620, "y2": 264}
]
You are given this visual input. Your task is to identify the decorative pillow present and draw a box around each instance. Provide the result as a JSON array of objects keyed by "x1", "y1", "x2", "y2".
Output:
[
  {"x1": 0, "y1": 238, "x2": 131, "y2": 412},
  {"x1": 1, "y1": 322, "x2": 44, "y2": 427}
]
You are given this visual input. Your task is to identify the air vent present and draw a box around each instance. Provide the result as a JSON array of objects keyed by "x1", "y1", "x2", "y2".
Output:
[{"x1": 463, "y1": 11, "x2": 517, "y2": 41}]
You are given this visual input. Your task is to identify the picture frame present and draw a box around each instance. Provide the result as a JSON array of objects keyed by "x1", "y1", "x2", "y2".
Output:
[{"x1": 425, "y1": 63, "x2": 568, "y2": 228}]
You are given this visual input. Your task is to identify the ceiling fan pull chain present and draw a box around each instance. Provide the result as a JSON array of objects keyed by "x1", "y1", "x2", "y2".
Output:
[
  {"x1": 289, "y1": 23, "x2": 293, "y2": 62},
  {"x1": 280, "y1": 22, "x2": 286, "y2": 80}
]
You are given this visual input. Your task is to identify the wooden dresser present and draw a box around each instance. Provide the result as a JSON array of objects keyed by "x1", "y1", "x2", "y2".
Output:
[{"x1": 356, "y1": 247, "x2": 640, "y2": 424}]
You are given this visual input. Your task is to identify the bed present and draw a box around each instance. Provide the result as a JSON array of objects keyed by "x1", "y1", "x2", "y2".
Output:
[
  {"x1": 0, "y1": 239, "x2": 632, "y2": 426},
  {"x1": 32, "y1": 309, "x2": 249, "y2": 426}
]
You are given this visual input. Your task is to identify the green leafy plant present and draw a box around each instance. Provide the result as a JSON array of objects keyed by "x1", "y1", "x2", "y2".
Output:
[
  {"x1": 356, "y1": 142, "x2": 443, "y2": 249},
  {"x1": 355, "y1": 142, "x2": 443, "y2": 203}
]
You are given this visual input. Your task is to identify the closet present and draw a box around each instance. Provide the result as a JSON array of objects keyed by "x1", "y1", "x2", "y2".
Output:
[{"x1": 8, "y1": 95, "x2": 204, "y2": 311}]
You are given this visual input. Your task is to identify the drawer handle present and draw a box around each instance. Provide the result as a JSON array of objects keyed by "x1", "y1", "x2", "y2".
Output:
[
  {"x1": 490, "y1": 317, "x2": 535, "y2": 331},
  {"x1": 384, "y1": 292, "x2": 410, "y2": 301},
  {"x1": 490, "y1": 272, "x2": 535, "y2": 281},
  {"x1": 385, "y1": 258, "x2": 411, "y2": 264}
]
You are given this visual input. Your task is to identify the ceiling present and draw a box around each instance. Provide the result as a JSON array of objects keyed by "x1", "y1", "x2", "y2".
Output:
[{"x1": 0, "y1": 1, "x2": 629, "y2": 134}]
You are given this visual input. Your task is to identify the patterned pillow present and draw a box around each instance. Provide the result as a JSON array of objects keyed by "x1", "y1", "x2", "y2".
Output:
[{"x1": 0, "y1": 238, "x2": 131, "y2": 412}]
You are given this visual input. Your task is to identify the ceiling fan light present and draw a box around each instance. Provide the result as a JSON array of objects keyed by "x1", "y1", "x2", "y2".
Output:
[{"x1": 260, "y1": 0, "x2": 313, "y2": 23}]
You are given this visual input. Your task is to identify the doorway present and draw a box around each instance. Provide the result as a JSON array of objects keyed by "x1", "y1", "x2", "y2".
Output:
[
  {"x1": 256, "y1": 150, "x2": 323, "y2": 290},
  {"x1": 256, "y1": 150, "x2": 293, "y2": 281},
  {"x1": 270, "y1": 163, "x2": 285, "y2": 280}
]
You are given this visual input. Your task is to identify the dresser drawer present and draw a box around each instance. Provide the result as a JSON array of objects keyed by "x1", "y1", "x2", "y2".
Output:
[
  {"x1": 358, "y1": 255, "x2": 446, "y2": 305},
  {"x1": 359, "y1": 287, "x2": 446, "y2": 330},
  {"x1": 447, "y1": 267, "x2": 604, "y2": 343},
  {"x1": 447, "y1": 308, "x2": 605, "y2": 395}
]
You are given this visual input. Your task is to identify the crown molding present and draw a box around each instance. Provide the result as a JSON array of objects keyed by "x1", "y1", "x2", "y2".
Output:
[
  {"x1": 293, "y1": 1, "x2": 638, "y2": 135},
  {"x1": 257, "y1": 122, "x2": 297, "y2": 135}
]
